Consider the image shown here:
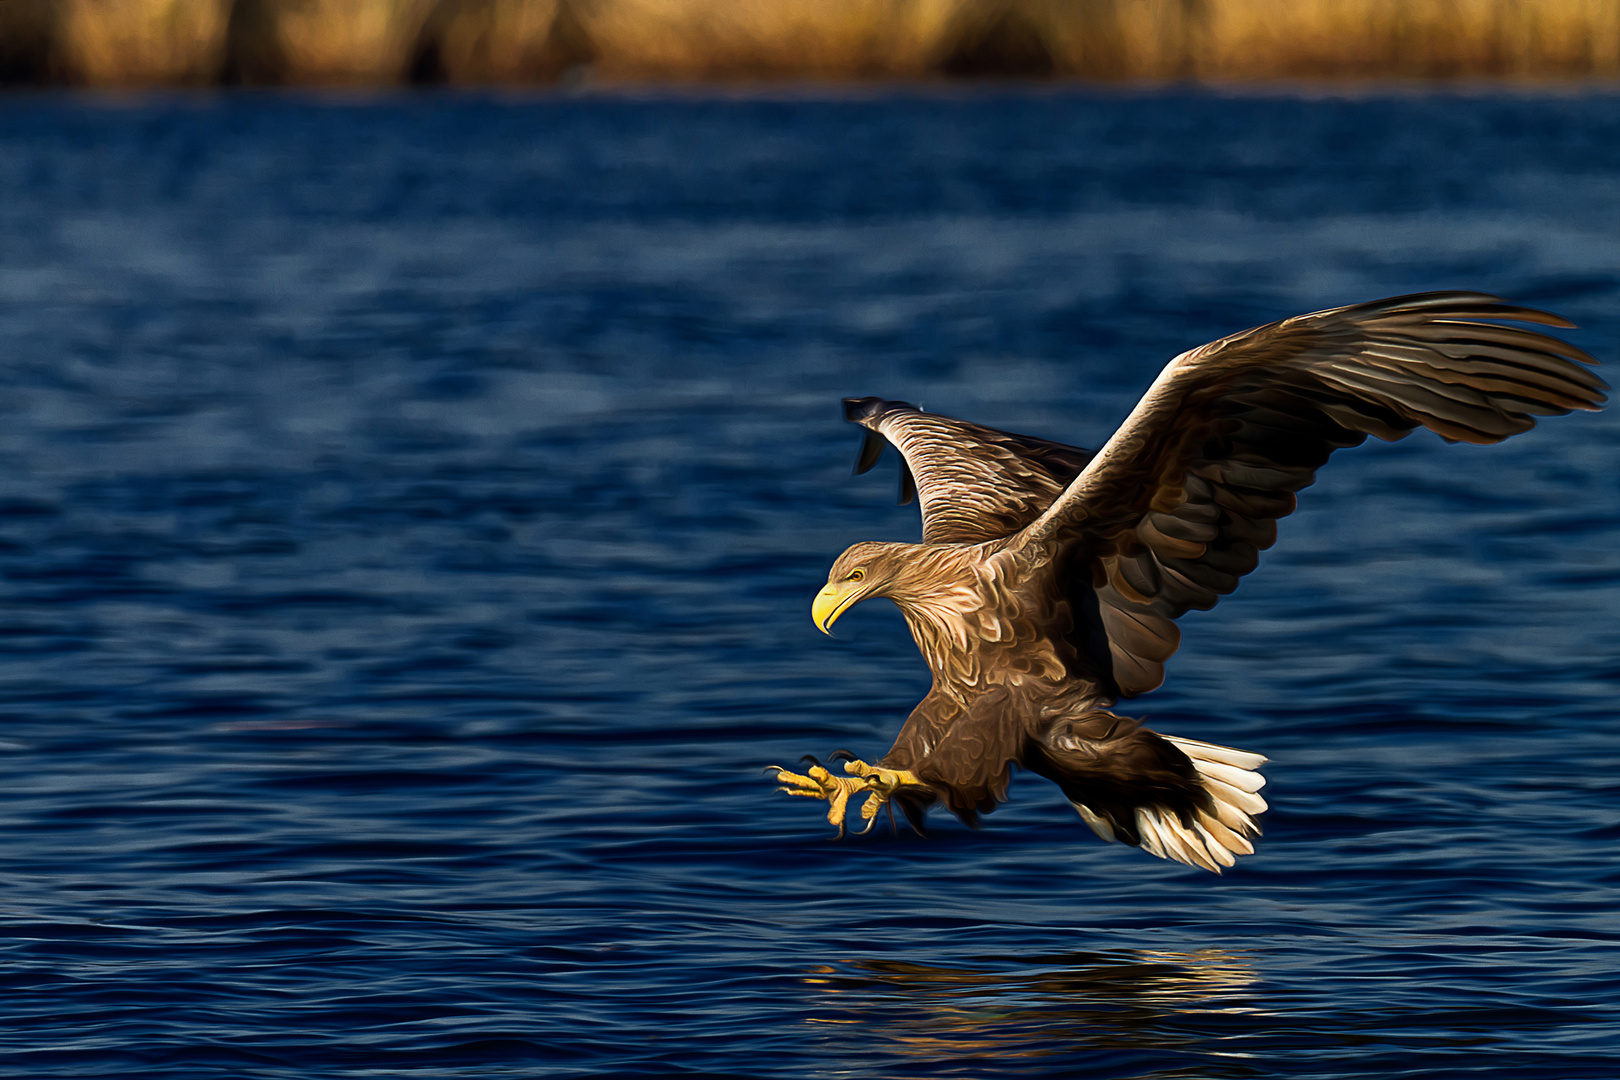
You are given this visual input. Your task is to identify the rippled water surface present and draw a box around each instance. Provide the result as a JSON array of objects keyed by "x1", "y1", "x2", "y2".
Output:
[{"x1": 1, "y1": 90, "x2": 1619, "y2": 1078}]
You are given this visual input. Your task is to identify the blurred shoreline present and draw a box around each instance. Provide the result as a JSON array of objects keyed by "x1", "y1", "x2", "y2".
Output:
[{"x1": 3, "y1": 0, "x2": 1620, "y2": 88}]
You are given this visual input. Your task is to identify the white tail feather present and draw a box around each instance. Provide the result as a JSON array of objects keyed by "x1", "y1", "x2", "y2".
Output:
[
  {"x1": 1193, "y1": 822, "x2": 1237, "y2": 868},
  {"x1": 1143, "y1": 808, "x2": 1218, "y2": 872},
  {"x1": 1160, "y1": 735, "x2": 1267, "y2": 771},
  {"x1": 1072, "y1": 735, "x2": 1269, "y2": 874},
  {"x1": 1207, "y1": 792, "x2": 1258, "y2": 837},
  {"x1": 1196, "y1": 808, "x2": 1254, "y2": 856},
  {"x1": 1193, "y1": 758, "x2": 1266, "y2": 793},
  {"x1": 1072, "y1": 802, "x2": 1116, "y2": 842},
  {"x1": 1203, "y1": 776, "x2": 1268, "y2": 818},
  {"x1": 1134, "y1": 811, "x2": 1168, "y2": 859}
]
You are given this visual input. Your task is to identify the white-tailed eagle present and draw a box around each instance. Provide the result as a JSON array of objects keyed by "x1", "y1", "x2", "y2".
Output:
[{"x1": 771, "y1": 292, "x2": 1604, "y2": 872}]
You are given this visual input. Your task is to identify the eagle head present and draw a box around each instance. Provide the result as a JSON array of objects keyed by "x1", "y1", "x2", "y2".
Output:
[{"x1": 812, "y1": 541, "x2": 912, "y2": 634}]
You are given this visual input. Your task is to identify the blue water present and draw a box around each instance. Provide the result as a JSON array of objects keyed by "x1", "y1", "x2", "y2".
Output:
[{"x1": 1, "y1": 89, "x2": 1618, "y2": 1078}]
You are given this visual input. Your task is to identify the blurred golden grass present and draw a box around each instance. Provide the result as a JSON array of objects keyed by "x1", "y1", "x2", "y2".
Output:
[
  {"x1": 4, "y1": 0, "x2": 1620, "y2": 86},
  {"x1": 1182, "y1": 0, "x2": 1620, "y2": 78},
  {"x1": 57, "y1": 0, "x2": 231, "y2": 84},
  {"x1": 576, "y1": 0, "x2": 971, "y2": 79},
  {"x1": 430, "y1": 0, "x2": 564, "y2": 82},
  {"x1": 244, "y1": 0, "x2": 439, "y2": 83}
]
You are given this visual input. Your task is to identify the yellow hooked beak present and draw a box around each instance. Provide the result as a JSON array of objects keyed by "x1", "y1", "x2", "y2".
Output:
[{"x1": 812, "y1": 580, "x2": 864, "y2": 635}]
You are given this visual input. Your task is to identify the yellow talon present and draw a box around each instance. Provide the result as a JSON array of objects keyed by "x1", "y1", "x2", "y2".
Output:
[{"x1": 768, "y1": 759, "x2": 922, "y2": 838}]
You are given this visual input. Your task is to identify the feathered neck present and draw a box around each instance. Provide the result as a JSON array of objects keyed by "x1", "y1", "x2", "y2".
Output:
[{"x1": 880, "y1": 545, "x2": 985, "y2": 691}]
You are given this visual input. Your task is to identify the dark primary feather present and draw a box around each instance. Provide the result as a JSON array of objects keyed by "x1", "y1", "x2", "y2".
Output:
[
  {"x1": 843, "y1": 396, "x2": 1094, "y2": 544},
  {"x1": 1011, "y1": 291, "x2": 1605, "y2": 695}
]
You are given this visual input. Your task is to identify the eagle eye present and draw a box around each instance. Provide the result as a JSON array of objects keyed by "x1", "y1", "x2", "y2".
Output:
[{"x1": 847, "y1": 568, "x2": 865, "y2": 582}]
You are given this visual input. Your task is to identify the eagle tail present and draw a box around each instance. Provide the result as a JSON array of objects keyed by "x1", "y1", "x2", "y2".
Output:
[
  {"x1": 1068, "y1": 734, "x2": 1268, "y2": 874},
  {"x1": 1154, "y1": 736, "x2": 1267, "y2": 872}
]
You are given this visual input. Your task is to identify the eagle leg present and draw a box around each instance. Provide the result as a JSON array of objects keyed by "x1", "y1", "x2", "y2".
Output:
[{"x1": 767, "y1": 759, "x2": 922, "y2": 839}]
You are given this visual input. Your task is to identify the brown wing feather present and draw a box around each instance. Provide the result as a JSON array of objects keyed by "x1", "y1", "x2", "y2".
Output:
[
  {"x1": 843, "y1": 397, "x2": 1094, "y2": 545},
  {"x1": 1014, "y1": 292, "x2": 1606, "y2": 697}
]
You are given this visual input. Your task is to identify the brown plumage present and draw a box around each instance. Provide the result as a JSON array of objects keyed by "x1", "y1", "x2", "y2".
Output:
[{"x1": 794, "y1": 292, "x2": 1604, "y2": 872}]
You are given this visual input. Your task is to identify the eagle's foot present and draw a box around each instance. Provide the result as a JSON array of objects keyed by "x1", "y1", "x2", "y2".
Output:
[{"x1": 768, "y1": 757, "x2": 921, "y2": 838}]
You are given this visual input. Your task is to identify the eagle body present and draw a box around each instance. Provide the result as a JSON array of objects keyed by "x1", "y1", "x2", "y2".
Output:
[{"x1": 783, "y1": 293, "x2": 1605, "y2": 872}]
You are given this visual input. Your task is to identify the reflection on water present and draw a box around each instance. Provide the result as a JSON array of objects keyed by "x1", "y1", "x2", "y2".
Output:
[{"x1": 802, "y1": 949, "x2": 1261, "y2": 1063}]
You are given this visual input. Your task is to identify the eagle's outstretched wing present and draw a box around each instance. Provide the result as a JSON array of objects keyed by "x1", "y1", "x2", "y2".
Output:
[
  {"x1": 842, "y1": 396, "x2": 1093, "y2": 545},
  {"x1": 1012, "y1": 292, "x2": 1606, "y2": 697}
]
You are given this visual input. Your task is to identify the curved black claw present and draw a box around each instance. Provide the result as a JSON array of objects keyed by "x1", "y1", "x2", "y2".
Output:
[
  {"x1": 798, "y1": 754, "x2": 823, "y2": 770},
  {"x1": 828, "y1": 749, "x2": 859, "y2": 764}
]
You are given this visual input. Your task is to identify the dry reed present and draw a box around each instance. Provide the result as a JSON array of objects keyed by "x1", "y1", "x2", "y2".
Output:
[
  {"x1": 56, "y1": 0, "x2": 231, "y2": 84},
  {"x1": 1145, "y1": 0, "x2": 1620, "y2": 79},
  {"x1": 11, "y1": 0, "x2": 1620, "y2": 86},
  {"x1": 0, "y1": 0, "x2": 54, "y2": 84},
  {"x1": 248, "y1": 0, "x2": 440, "y2": 83},
  {"x1": 427, "y1": 0, "x2": 565, "y2": 82},
  {"x1": 576, "y1": 0, "x2": 972, "y2": 79},
  {"x1": 572, "y1": 0, "x2": 1620, "y2": 81}
]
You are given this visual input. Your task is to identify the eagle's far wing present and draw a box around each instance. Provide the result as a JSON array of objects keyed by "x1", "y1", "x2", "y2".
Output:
[
  {"x1": 1012, "y1": 292, "x2": 1606, "y2": 698},
  {"x1": 843, "y1": 397, "x2": 1093, "y2": 545}
]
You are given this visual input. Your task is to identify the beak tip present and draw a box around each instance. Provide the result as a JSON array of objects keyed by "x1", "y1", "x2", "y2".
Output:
[{"x1": 812, "y1": 583, "x2": 856, "y2": 637}]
